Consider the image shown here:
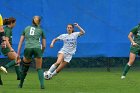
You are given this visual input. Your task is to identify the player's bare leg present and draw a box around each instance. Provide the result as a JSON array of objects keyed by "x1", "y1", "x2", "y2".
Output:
[
  {"x1": 48, "y1": 53, "x2": 64, "y2": 73},
  {"x1": 52, "y1": 61, "x2": 68, "y2": 76}
]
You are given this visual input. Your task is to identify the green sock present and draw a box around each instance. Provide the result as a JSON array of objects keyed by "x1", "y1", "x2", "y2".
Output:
[
  {"x1": 15, "y1": 66, "x2": 21, "y2": 80},
  {"x1": 37, "y1": 68, "x2": 44, "y2": 89},
  {"x1": 0, "y1": 75, "x2": 3, "y2": 85},
  {"x1": 5, "y1": 60, "x2": 16, "y2": 68},
  {"x1": 122, "y1": 64, "x2": 131, "y2": 76},
  {"x1": 19, "y1": 62, "x2": 30, "y2": 88}
]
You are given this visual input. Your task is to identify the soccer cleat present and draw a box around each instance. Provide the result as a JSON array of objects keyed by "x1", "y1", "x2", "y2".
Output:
[
  {"x1": 40, "y1": 85, "x2": 45, "y2": 89},
  {"x1": 121, "y1": 76, "x2": 126, "y2": 79},
  {"x1": 18, "y1": 84, "x2": 23, "y2": 88},
  {"x1": 0, "y1": 66, "x2": 8, "y2": 74}
]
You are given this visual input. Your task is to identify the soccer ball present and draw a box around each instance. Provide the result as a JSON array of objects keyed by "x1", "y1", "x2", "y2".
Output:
[{"x1": 44, "y1": 71, "x2": 52, "y2": 80}]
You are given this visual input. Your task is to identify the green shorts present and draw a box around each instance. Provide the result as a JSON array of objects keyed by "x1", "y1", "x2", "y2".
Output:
[
  {"x1": 130, "y1": 45, "x2": 140, "y2": 55},
  {"x1": 1, "y1": 47, "x2": 10, "y2": 56},
  {"x1": 24, "y1": 48, "x2": 42, "y2": 59}
]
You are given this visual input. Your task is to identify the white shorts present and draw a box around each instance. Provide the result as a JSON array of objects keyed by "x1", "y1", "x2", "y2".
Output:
[{"x1": 58, "y1": 50, "x2": 72, "y2": 63}]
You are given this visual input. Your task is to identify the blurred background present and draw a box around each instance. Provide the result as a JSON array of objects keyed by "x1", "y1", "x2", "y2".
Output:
[{"x1": 0, "y1": 0, "x2": 140, "y2": 69}]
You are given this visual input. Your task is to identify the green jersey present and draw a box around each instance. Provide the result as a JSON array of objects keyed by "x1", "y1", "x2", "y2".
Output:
[
  {"x1": 4, "y1": 26, "x2": 12, "y2": 45},
  {"x1": 22, "y1": 25, "x2": 46, "y2": 48},
  {"x1": 131, "y1": 25, "x2": 140, "y2": 45}
]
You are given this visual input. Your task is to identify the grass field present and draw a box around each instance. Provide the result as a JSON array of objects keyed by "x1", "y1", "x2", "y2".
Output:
[{"x1": 0, "y1": 68, "x2": 140, "y2": 93}]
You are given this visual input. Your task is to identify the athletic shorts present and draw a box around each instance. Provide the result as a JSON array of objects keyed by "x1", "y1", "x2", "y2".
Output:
[
  {"x1": 1, "y1": 47, "x2": 10, "y2": 56},
  {"x1": 130, "y1": 45, "x2": 140, "y2": 55},
  {"x1": 58, "y1": 50, "x2": 72, "y2": 63},
  {"x1": 24, "y1": 48, "x2": 42, "y2": 59}
]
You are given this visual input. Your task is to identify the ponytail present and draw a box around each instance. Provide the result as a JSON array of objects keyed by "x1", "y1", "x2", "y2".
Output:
[{"x1": 3, "y1": 17, "x2": 16, "y2": 25}]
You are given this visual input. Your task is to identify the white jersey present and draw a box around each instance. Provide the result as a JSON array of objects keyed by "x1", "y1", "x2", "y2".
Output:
[{"x1": 57, "y1": 32, "x2": 81, "y2": 55}]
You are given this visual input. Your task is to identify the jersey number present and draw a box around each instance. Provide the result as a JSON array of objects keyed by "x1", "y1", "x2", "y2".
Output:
[{"x1": 30, "y1": 27, "x2": 35, "y2": 35}]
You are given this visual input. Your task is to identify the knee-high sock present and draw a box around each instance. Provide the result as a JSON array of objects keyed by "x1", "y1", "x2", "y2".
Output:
[
  {"x1": 19, "y1": 62, "x2": 30, "y2": 88},
  {"x1": 52, "y1": 70, "x2": 57, "y2": 76},
  {"x1": 5, "y1": 60, "x2": 17, "y2": 68},
  {"x1": 15, "y1": 65, "x2": 21, "y2": 80},
  {"x1": 37, "y1": 68, "x2": 44, "y2": 89},
  {"x1": 122, "y1": 63, "x2": 131, "y2": 76},
  {"x1": 48, "y1": 64, "x2": 57, "y2": 73}
]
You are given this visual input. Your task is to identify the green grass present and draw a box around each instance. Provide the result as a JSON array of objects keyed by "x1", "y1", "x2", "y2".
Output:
[{"x1": 0, "y1": 68, "x2": 140, "y2": 93}]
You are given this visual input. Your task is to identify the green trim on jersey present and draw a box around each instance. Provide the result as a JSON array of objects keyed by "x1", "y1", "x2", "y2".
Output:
[
  {"x1": 22, "y1": 25, "x2": 46, "y2": 48},
  {"x1": 4, "y1": 26, "x2": 12, "y2": 45}
]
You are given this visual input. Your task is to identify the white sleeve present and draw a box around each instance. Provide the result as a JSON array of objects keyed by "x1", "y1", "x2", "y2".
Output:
[
  {"x1": 73, "y1": 32, "x2": 81, "y2": 37},
  {"x1": 56, "y1": 34, "x2": 65, "y2": 40}
]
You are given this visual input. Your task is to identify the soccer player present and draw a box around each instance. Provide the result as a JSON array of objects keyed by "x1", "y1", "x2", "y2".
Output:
[
  {"x1": 121, "y1": 24, "x2": 140, "y2": 79},
  {"x1": 17, "y1": 16, "x2": 46, "y2": 89},
  {"x1": 0, "y1": 14, "x2": 6, "y2": 85},
  {"x1": 46, "y1": 23, "x2": 85, "y2": 79},
  {"x1": 0, "y1": 17, "x2": 21, "y2": 80}
]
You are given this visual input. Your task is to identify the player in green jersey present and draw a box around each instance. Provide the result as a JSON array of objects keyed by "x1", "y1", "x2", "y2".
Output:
[
  {"x1": 121, "y1": 24, "x2": 140, "y2": 79},
  {"x1": 0, "y1": 17, "x2": 21, "y2": 80},
  {"x1": 17, "y1": 16, "x2": 46, "y2": 89}
]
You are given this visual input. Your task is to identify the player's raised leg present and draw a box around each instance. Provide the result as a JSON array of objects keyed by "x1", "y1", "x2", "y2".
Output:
[
  {"x1": 48, "y1": 53, "x2": 64, "y2": 73},
  {"x1": 52, "y1": 61, "x2": 68, "y2": 77}
]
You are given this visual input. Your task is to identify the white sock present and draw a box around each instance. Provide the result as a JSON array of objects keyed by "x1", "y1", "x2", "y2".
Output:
[
  {"x1": 48, "y1": 64, "x2": 57, "y2": 73},
  {"x1": 127, "y1": 63, "x2": 131, "y2": 66},
  {"x1": 52, "y1": 70, "x2": 57, "y2": 76}
]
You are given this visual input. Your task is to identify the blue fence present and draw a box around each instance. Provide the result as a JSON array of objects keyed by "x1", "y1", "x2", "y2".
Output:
[{"x1": 0, "y1": 0, "x2": 140, "y2": 57}]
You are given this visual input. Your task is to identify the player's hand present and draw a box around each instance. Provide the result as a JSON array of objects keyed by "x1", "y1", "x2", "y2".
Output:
[
  {"x1": 10, "y1": 48, "x2": 14, "y2": 52},
  {"x1": 132, "y1": 42, "x2": 138, "y2": 46},
  {"x1": 74, "y1": 23, "x2": 79, "y2": 27},
  {"x1": 50, "y1": 44, "x2": 54, "y2": 48},
  {"x1": 1, "y1": 41, "x2": 6, "y2": 48},
  {"x1": 16, "y1": 55, "x2": 21, "y2": 64}
]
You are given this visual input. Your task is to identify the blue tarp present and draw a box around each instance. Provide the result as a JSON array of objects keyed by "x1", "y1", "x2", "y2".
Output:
[{"x1": 0, "y1": 0, "x2": 140, "y2": 57}]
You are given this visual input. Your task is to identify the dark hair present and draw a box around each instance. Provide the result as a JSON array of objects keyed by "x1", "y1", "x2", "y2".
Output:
[
  {"x1": 32, "y1": 16, "x2": 41, "y2": 26},
  {"x1": 3, "y1": 17, "x2": 16, "y2": 25},
  {"x1": 67, "y1": 24, "x2": 74, "y2": 33}
]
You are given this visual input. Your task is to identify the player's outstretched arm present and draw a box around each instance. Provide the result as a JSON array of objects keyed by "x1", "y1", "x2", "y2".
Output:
[
  {"x1": 50, "y1": 38, "x2": 59, "y2": 48},
  {"x1": 17, "y1": 35, "x2": 25, "y2": 56},
  {"x1": 74, "y1": 23, "x2": 85, "y2": 35},
  {"x1": 42, "y1": 38, "x2": 46, "y2": 53}
]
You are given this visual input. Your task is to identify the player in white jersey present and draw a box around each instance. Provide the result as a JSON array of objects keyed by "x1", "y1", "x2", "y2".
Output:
[{"x1": 46, "y1": 23, "x2": 85, "y2": 79}]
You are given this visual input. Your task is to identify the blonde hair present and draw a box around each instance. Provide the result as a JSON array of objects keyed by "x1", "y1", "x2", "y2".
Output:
[{"x1": 0, "y1": 14, "x2": 3, "y2": 26}]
